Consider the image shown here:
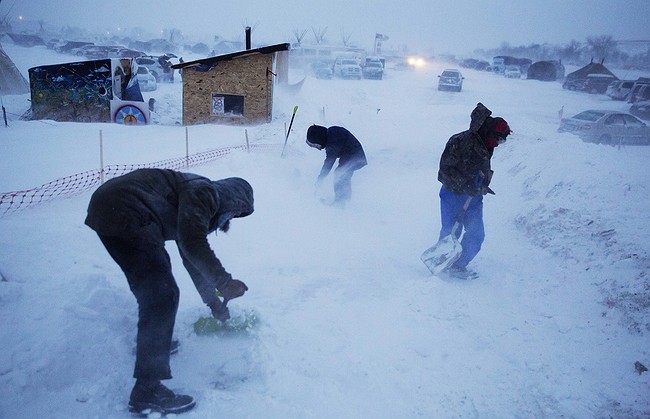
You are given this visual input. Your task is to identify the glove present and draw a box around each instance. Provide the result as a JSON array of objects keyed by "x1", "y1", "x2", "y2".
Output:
[
  {"x1": 480, "y1": 186, "x2": 495, "y2": 195},
  {"x1": 208, "y1": 298, "x2": 230, "y2": 321},
  {"x1": 219, "y1": 279, "x2": 249, "y2": 301}
]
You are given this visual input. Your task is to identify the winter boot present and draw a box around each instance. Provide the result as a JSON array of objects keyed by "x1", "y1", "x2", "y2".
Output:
[
  {"x1": 128, "y1": 379, "x2": 195, "y2": 415},
  {"x1": 446, "y1": 265, "x2": 478, "y2": 280}
]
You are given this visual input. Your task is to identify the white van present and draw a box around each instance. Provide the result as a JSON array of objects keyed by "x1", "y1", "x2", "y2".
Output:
[{"x1": 606, "y1": 80, "x2": 634, "y2": 100}]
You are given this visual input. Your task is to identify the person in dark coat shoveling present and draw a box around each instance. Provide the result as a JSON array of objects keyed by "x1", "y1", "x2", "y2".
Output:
[
  {"x1": 85, "y1": 168, "x2": 253, "y2": 415},
  {"x1": 437, "y1": 102, "x2": 511, "y2": 279},
  {"x1": 306, "y1": 124, "x2": 367, "y2": 207}
]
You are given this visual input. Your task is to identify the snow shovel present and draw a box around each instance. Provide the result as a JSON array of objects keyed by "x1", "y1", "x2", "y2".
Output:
[
  {"x1": 193, "y1": 298, "x2": 260, "y2": 335},
  {"x1": 420, "y1": 195, "x2": 473, "y2": 275}
]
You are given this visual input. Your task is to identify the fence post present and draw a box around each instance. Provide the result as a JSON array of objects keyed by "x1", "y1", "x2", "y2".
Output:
[
  {"x1": 185, "y1": 126, "x2": 189, "y2": 168},
  {"x1": 99, "y1": 130, "x2": 104, "y2": 184},
  {"x1": 245, "y1": 129, "x2": 250, "y2": 153}
]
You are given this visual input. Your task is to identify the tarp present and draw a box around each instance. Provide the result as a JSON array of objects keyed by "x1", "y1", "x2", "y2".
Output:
[
  {"x1": 565, "y1": 60, "x2": 616, "y2": 82},
  {"x1": 527, "y1": 60, "x2": 565, "y2": 82},
  {"x1": 0, "y1": 45, "x2": 30, "y2": 95}
]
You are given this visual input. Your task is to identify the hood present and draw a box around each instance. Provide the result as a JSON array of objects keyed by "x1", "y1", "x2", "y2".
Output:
[
  {"x1": 212, "y1": 177, "x2": 254, "y2": 218},
  {"x1": 306, "y1": 125, "x2": 328, "y2": 148},
  {"x1": 469, "y1": 102, "x2": 492, "y2": 133}
]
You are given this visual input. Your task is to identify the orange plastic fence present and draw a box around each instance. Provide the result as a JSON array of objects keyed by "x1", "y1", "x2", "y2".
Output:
[{"x1": 0, "y1": 143, "x2": 281, "y2": 216}]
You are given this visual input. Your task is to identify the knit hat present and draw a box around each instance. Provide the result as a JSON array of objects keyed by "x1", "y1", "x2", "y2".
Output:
[
  {"x1": 483, "y1": 117, "x2": 511, "y2": 148},
  {"x1": 306, "y1": 125, "x2": 328, "y2": 149},
  {"x1": 493, "y1": 117, "x2": 511, "y2": 136}
]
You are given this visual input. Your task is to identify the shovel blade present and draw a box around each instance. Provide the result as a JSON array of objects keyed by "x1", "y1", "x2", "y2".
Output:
[{"x1": 420, "y1": 235, "x2": 462, "y2": 275}]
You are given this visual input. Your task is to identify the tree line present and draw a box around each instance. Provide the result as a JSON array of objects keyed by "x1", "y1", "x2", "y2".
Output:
[{"x1": 474, "y1": 35, "x2": 650, "y2": 70}]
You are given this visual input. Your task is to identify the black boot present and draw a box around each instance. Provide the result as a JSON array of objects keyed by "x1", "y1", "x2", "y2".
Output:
[
  {"x1": 128, "y1": 379, "x2": 195, "y2": 415},
  {"x1": 170, "y1": 339, "x2": 180, "y2": 355}
]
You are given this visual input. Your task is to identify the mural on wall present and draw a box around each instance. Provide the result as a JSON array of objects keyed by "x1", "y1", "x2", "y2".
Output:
[{"x1": 28, "y1": 59, "x2": 149, "y2": 124}]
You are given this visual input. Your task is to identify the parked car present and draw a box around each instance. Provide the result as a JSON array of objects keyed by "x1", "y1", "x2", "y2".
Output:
[
  {"x1": 55, "y1": 41, "x2": 93, "y2": 53},
  {"x1": 117, "y1": 48, "x2": 144, "y2": 59},
  {"x1": 309, "y1": 61, "x2": 333, "y2": 79},
  {"x1": 562, "y1": 78, "x2": 586, "y2": 91},
  {"x1": 135, "y1": 66, "x2": 157, "y2": 92},
  {"x1": 82, "y1": 46, "x2": 110, "y2": 59},
  {"x1": 333, "y1": 57, "x2": 362, "y2": 79},
  {"x1": 627, "y1": 83, "x2": 650, "y2": 104},
  {"x1": 71, "y1": 44, "x2": 98, "y2": 56},
  {"x1": 460, "y1": 58, "x2": 478, "y2": 68},
  {"x1": 606, "y1": 80, "x2": 635, "y2": 100},
  {"x1": 584, "y1": 74, "x2": 619, "y2": 94},
  {"x1": 558, "y1": 110, "x2": 650, "y2": 145},
  {"x1": 362, "y1": 61, "x2": 384, "y2": 80},
  {"x1": 474, "y1": 60, "x2": 490, "y2": 71},
  {"x1": 504, "y1": 65, "x2": 522, "y2": 79},
  {"x1": 438, "y1": 69, "x2": 463, "y2": 92},
  {"x1": 135, "y1": 55, "x2": 174, "y2": 83},
  {"x1": 630, "y1": 100, "x2": 650, "y2": 121},
  {"x1": 563, "y1": 74, "x2": 618, "y2": 94}
]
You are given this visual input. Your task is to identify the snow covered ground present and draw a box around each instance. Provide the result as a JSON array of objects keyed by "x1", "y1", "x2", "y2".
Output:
[{"x1": 1, "y1": 43, "x2": 649, "y2": 418}]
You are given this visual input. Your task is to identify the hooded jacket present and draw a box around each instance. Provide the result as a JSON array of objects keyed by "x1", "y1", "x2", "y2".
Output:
[
  {"x1": 437, "y1": 103, "x2": 494, "y2": 195},
  {"x1": 85, "y1": 168, "x2": 254, "y2": 305},
  {"x1": 308, "y1": 126, "x2": 368, "y2": 179}
]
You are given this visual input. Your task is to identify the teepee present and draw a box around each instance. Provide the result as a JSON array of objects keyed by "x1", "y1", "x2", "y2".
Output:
[{"x1": 0, "y1": 44, "x2": 30, "y2": 95}]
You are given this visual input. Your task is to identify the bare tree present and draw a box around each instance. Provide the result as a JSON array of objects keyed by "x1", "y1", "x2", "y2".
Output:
[
  {"x1": 311, "y1": 27, "x2": 328, "y2": 44},
  {"x1": 340, "y1": 29, "x2": 353, "y2": 47},
  {"x1": 586, "y1": 35, "x2": 617, "y2": 62},
  {"x1": 292, "y1": 28, "x2": 308, "y2": 46},
  {"x1": 558, "y1": 39, "x2": 583, "y2": 64}
]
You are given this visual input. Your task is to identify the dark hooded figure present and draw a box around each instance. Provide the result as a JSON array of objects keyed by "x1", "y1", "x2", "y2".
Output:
[
  {"x1": 85, "y1": 168, "x2": 253, "y2": 415},
  {"x1": 437, "y1": 103, "x2": 511, "y2": 279},
  {"x1": 306, "y1": 125, "x2": 367, "y2": 206}
]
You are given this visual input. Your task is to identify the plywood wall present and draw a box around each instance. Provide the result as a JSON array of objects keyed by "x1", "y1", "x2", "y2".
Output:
[{"x1": 182, "y1": 53, "x2": 274, "y2": 125}]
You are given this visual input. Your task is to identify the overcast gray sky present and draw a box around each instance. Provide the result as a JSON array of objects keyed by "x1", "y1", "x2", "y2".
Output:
[{"x1": 5, "y1": 0, "x2": 650, "y2": 54}]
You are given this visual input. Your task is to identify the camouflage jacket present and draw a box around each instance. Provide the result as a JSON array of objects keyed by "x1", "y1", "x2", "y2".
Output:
[{"x1": 437, "y1": 103, "x2": 494, "y2": 195}]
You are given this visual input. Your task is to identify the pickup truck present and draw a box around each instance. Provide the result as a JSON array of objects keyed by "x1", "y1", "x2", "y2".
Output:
[{"x1": 333, "y1": 58, "x2": 362, "y2": 80}]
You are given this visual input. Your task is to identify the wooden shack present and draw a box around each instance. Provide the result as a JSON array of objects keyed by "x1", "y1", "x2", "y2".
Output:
[{"x1": 172, "y1": 43, "x2": 290, "y2": 126}]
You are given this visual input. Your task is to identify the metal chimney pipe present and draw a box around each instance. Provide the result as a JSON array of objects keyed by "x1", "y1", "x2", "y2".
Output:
[{"x1": 245, "y1": 27, "x2": 251, "y2": 50}]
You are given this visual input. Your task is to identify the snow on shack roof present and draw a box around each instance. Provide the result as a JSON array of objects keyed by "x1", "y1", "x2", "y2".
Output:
[{"x1": 171, "y1": 43, "x2": 290, "y2": 70}]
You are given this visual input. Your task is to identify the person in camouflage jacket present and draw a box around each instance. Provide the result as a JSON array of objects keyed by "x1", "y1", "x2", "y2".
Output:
[
  {"x1": 85, "y1": 168, "x2": 253, "y2": 414},
  {"x1": 437, "y1": 103, "x2": 511, "y2": 278}
]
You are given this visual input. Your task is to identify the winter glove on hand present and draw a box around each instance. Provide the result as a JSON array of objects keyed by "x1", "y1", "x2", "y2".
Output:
[
  {"x1": 480, "y1": 186, "x2": 495, "y2": 195},
  {"x1": 208, "y1": 299, "x2": 230, "y2": 321},
  {"x1": 219, "y1": 279, "x2": 249, "y2": 301}
]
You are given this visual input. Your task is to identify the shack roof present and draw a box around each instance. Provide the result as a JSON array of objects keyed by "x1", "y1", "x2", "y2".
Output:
[{"x1": 171, "y1": 43, "x2": 290, "y2": 70}]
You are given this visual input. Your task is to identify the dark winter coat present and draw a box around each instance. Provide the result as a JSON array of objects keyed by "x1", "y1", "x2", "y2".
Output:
[
  {"x1": 316, "y1": 126, "x2": 367, "y2": 179},
  {"x1": 85, "y1": 168, "x2": 254, "y2": 305},
  {"x1": 438, "y1": 103, "x2": 494, "y2": 195}
]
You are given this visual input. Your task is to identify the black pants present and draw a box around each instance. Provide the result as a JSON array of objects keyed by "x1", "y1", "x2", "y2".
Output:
[{"x1": 98, "y1": 234, "x2": 178, "y2": 381}]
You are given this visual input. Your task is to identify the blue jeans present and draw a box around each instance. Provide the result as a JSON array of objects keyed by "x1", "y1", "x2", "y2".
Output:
[{"x1": 438, "y1": 187, "x2": 485, "y2": 268}]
